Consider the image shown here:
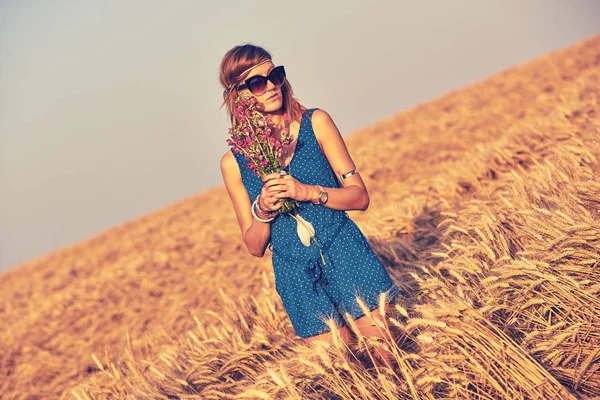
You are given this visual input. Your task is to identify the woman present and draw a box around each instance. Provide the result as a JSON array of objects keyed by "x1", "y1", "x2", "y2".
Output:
[{"x1": 219, "y1": 44, "x2": 401, "y2": 368}]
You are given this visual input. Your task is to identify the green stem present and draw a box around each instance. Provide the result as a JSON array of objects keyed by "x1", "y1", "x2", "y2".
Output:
[{"x1": 236, "y1": 145, "x2": 259, "y2": 168}]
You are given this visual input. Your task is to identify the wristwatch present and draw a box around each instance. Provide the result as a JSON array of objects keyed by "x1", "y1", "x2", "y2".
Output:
[{"x1": 316, "y1": 185, "x2": 328, "y2": 205}]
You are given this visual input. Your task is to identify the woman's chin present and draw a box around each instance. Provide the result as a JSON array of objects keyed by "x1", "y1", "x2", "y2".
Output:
[{"x1": 263, "y1": 102, "x2": 283, "y2": 113}]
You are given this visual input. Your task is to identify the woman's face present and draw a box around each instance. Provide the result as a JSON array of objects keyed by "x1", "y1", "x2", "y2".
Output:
[{"x1": 239, "y1": 61, "x2": 283, "y2": 113}]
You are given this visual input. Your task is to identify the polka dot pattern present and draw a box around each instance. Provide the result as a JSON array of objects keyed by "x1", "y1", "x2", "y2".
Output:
[{"x1": 231, "y1": 108, "x2": 401, "y2": 339}]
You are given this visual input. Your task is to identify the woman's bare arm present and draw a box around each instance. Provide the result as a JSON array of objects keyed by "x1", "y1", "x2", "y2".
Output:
[
  {"x1": 310, "y1": 109, "x2": 370, "y2": 211},
  {"x1": 220, "y1": 151, "x2": 272, "y2": 257}
]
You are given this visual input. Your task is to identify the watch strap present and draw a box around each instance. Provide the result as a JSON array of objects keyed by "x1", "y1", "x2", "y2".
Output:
[{"x1": 317, "y1": 185, "x2": 327, "y2": 204}]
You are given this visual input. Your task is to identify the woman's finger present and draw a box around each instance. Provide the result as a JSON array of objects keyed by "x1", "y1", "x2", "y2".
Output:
[
  {"x1": 261, "y1": 173, "x2": 280, "y2": 182},
  {"x1": 266, "y1": 180, "x2": 288, "y2": 190},
  {"x1": 264, "y1": 177, "x2": 285, "y2": 187}
]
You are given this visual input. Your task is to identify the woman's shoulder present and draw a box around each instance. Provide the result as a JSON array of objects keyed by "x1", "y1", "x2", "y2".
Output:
[
  {"x1": 220, "y1": 149, "x2": 240, "y2": 176},
  {"x1": 306, "y1": 108, "x2": 334, "y2": 126},
  {"x1": 221, "y1": 148, "x2": 235, "y2": 161},
  {"x1": 302, "y1": 107, "x2": 330, "y2": 121}
]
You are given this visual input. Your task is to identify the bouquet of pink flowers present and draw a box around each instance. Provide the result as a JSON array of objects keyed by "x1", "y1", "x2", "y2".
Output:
[
  {"x1": 226, "y1": 92, "x2": 322, "y2": 251},
  {"x1": 226, "y1": 92, "x2": 299, "y2": 214}
]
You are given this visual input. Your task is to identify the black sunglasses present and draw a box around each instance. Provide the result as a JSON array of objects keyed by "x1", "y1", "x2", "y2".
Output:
[{"x1": 238, "y1": 65, "x2": 286, "y2": 95}]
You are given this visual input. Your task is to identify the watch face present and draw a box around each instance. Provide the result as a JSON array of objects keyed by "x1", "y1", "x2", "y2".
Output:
[{"x1": 320, "y1": 191, "x2": 328, "y2": 204}]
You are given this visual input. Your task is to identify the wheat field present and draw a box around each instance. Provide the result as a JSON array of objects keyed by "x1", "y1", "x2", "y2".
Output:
[{"x1": 1, "y1": 34, "x2": 599, "y2": 399}]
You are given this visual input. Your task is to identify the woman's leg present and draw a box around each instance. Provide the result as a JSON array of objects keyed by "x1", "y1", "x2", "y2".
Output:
[
  {"x1": 353, "y1": 303, "x2": 396, "y2": 369},
  {"x1": 304, "y1": 324, "x2": 353, "y2": 348},
  {"x1": 304, "y1": 324, "x2": 362, "y2": 369}
]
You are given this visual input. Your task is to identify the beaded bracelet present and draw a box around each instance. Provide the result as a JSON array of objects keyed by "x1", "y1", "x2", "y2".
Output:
[
  {"x1": 256, "y1": 199, "x2": 277, "y2": 219},
  {"x1": 257, "y1": 194, "x2": 278, "y2": 217},
  {"x1": 252, "y1": 195, "x2": 277, "y2": 223},
  {"x1": 252, "y1": 199, "x2": 275, "y2": 222}
]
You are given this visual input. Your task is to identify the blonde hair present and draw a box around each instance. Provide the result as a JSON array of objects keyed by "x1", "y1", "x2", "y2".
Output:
[{"x1": 219, "y1": 44, "x2": 306, "y2": 128}]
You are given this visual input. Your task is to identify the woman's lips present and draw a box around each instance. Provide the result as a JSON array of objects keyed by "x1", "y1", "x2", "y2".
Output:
[{"x1": 267, "y1": 93, "x2": 279, "y2": 101}]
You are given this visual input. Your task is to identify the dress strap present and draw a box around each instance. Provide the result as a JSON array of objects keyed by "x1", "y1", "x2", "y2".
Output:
[{"x1": 305, "y1": 108, "x2": 320, "y2": 121}]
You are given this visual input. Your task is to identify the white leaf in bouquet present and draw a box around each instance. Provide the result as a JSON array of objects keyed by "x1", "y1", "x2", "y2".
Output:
[{"x1": 295, "y1": 214, "x2": 315, "y2": 246}]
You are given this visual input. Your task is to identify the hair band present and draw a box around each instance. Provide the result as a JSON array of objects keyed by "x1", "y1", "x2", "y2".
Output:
[{"x1": 225, "y1": 58, "x2": 273, "y2": 94}]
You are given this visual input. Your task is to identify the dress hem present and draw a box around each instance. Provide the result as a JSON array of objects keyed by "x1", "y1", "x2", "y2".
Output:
[{"x1": 297, "y1": 283, "x2": 404, "y2": 340}]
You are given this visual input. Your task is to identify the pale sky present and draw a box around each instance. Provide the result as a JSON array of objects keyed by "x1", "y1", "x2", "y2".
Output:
[{"x1": 1, "y1": 0, "x2": 598, "y2": 273}]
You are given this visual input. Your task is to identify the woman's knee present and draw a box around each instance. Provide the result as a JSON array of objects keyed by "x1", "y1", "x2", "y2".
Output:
[
  {"x1": 354, "y1": 304, "x2": 394, "y2": 337},
  {"x1": 304, "y1": 331, "x2": 331, "y2": 347},
  {"x1": 304, "y1": 325, "x2": 353, "y2": 347}
]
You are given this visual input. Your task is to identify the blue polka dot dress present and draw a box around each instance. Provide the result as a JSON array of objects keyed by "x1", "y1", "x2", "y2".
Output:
[{"x1": 231, "y1": 108, "x2": 401, "y2": 338}]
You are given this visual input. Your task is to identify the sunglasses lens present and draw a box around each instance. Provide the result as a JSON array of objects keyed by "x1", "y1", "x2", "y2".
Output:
[
  {"x1": 244, "y1": 66, "x2": 286, "y2": 95},
  {"x1": 248, "y1": 77, "x2": 268, "y2": 95},
  {"x1": 270, "y1": 66, "x2": 285, "y2": 86}
]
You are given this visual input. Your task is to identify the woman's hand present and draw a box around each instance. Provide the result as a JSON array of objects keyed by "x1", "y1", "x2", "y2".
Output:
[
  {"x1": 258, "y1": 176, "x2": 286, "y2": 213},
  {"x1": 261, "y1": 172, "x2": 314, "y2": 203}
]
